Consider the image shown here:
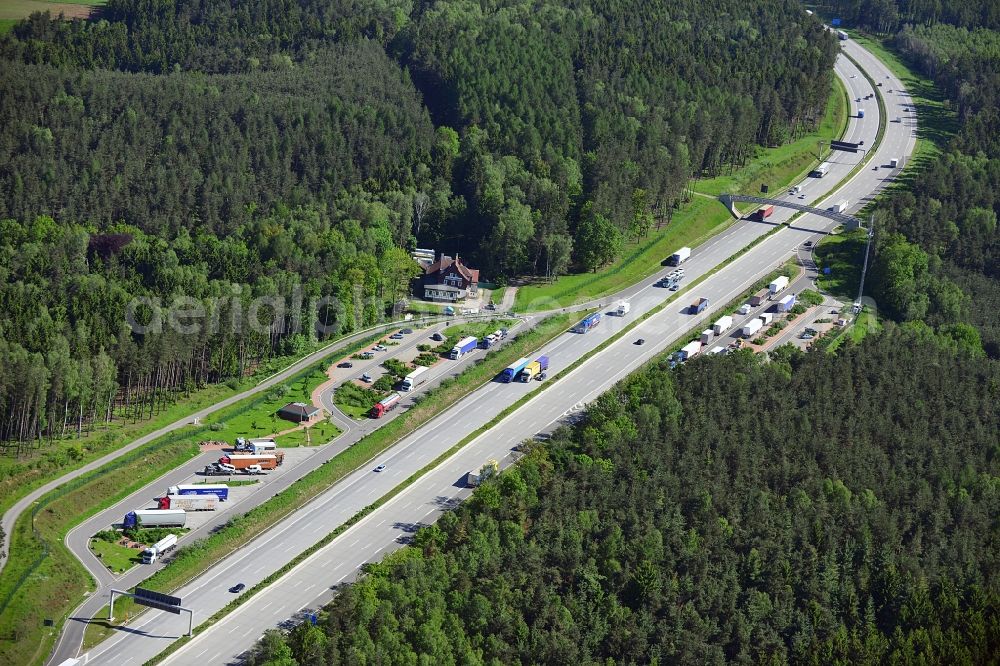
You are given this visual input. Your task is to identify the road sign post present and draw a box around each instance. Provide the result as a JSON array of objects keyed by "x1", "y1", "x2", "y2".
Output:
[{"x1": 110, "y1": 588, "x2": 195, "y2": 636}]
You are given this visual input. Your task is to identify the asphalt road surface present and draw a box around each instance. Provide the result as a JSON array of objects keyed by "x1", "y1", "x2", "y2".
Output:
[{"x1": 68, "y1": 35, "x2": 915, "y2": 666}]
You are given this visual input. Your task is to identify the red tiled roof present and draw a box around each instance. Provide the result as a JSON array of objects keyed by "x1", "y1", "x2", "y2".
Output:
[{"x1": 424, "y1": 254, "x2": 478, "y2": 283}]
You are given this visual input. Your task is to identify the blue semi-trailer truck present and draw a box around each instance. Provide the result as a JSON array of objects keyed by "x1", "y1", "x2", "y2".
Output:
[{"x1": 499, "y1": 357, "x2": 531, "y2": 383}]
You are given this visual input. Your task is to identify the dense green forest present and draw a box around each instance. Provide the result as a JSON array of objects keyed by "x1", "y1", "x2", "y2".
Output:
[
  {"x1": 869, "y1": 23, "x2": 1000, "y2": 356},
  {"x1": 246, "y1": 331, "x2": 999, "y2": 664},
  {"x1": 818, "y1": 0, "x2": 1000, "y2": 33},
  {"x1": 0, "y1": 0, "x2": 838, "y2": 445}
]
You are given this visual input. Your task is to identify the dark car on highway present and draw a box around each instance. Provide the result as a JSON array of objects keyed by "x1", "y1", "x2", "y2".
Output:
[{"x1": 229, "y1": 583, "x2": 246, "y2": 593}]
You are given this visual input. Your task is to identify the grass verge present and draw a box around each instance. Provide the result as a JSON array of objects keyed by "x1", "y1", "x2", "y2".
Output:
[
  {"x1": 516, "y1": 196, "x2": 735, "y2": 310},
  {"x1": 82, "y1": 312, "x2": 577, "y2": 651},
  {"x1": 89, "y1": 539, "x2": 142, "y2": 574},
  {"x1": 0, "y1": 437, "x2": 198, "y2": 666},
  {"x1": 815, "y1": 228, "x2": 868, "y2": 301},
  {"x1": 694, "y1": 77, "x2": 849, "y2": 197}
]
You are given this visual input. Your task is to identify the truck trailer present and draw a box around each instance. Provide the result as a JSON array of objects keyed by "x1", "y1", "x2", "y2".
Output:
[
  {"x1": 370, "y1": 392, "x2": 402, "y2": 418},
  {"x1": 830, "y1": 200, "x2": 850, "y2": 213},
  {"x1": 668, "y1": 246, "x2": 692, "y2": 266},
  {"x1": 518, "y1": 361, "x2": 541, "y2": 382},
  {"x1": 236, "y1": 437, "x2": 276, "y2": 452},
  {"x1": 500, "y1": 357, "x2": 531, "y2": 383},
  {"x1": 809, "y1": 162, "x2": 830, "y2": 178},
  {"x1": 167, "y1": 484, "x2": 229, "y2": 501},
  {"x1": 158, "y1": 495, "x2": 218, "y2": 511},
  {"x1": 574, "y1": 313, "x2": 602, "y2": 333},
  {"x1": 142, "y1": 534, "x2": 178, "y2": 564},
  {"x1": 678, "y1": 341, "x2": 702, "y2": 361},
  {"x1": 749, "y1": 290, "x2": 770, "y2": 307},
  {"x1": 742, "y1": 318, "x2": 764, "y2": 338},
  {"x1": 218, "y1": 453, "x2": 280, "y2": 470},
  {"x1": 400, "y1": 366, "x2": 429, "y2": 392},
  {"x1": 713, "y1": 315, "x2": 734, "y2": 335},
  {"x1": 123, "y1": 509, "x2": 187, "y2": 529},
  {"x1": 690, "y1": 297, "x2": 710, "y2": 315},
  {"x1": 752, "y1": 204, "x2": 775, "y2": 221},
  {"x1": 700, "y1": 329, "x2": 714, "y2": 345},
  {"x1": 535, "y1": 355, "x2": 550, "y2": 375},
  {"x1": 776, "y1": 294, "x2": 797, "y2": 312},
  {"x1": 769, "y1": 275, "x2": 789, "y2": 295},
  {"x1": 449, "y1": 336, "x2": 478, "y2": 360}
]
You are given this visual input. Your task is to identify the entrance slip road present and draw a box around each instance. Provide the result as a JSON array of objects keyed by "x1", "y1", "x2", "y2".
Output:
[{"x1": 70, "y1": 34, "x2": 915, "y2": 666}]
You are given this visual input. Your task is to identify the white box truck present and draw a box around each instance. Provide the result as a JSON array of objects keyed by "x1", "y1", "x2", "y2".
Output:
[
  {"x1": 769, "y1": 275, "x2": 789, "y2": 295},
  {"x1": 678, "y1": 341, "x2": 702, "y2": 360},
  {"x1": 713, "y1": 315, "x2": 733, "y2": 335},
  {"x1": 669, "y1": 247, "x2": 691, "y2": 265},
  {"x1": 742, "y1": 318, "x2": 763, "y2": 338},
  {"x1": 700, "y1": 329, "x2": 714, "y2": 345},
  {"x1": 830, "y1": 200, "x2": 849, "y2": 213},
  {"x1": 616, "y1": 301, "x2": 631, "y2": 316}
]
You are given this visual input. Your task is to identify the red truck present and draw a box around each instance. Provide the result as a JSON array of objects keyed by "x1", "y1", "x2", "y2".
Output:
[
  {"x1": 752, "y1": 204, "x2": 775, "y2": 221},
  {"x1": 218, "y1": 453, "x2": 282, "y2": 470},
  {"x1": 370, "y1": 393, "x2": 402, "y2": 419}
]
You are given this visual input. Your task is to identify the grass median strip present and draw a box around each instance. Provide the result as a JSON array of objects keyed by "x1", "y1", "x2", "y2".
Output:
[{"x1": 83, "y1": 311, "x2": 577, "y2": 651}]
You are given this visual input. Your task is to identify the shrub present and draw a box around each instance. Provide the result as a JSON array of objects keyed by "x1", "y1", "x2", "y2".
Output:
[
  {"x1": 373, "y1": 376, "x2": 395, "y2": 392},
  {"x1": 335, "y1": 382, "x2": 380, "y2": 408},
  {"x1": 381, "y1": 358, "x2": 409, "y2": 378}
]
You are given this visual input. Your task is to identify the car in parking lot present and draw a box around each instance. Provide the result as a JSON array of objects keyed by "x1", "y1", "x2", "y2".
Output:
[
  {"x1": 401, "y1": 328, "x2": 413, "y2": 334},
  {"x1": 361, "y1": 373, "x2": 372, "y2": 382},
  {"x1": 337, "y1": 361, "x2": 353, "y2": 368},
  {"x1": 800, "y1": 333, "x2": 815, "y2": 340},
  {"x1": 360, "y1": 351, "x2": 375, "y2": 359},
  {"x1": 229, "y1": 583, "x2": 246, "y2": 593},
  {"x1": 389, "y1": 333, "x2": 404, "y2": 340},
  {"x1": 374, "y1": 464, "x2": 386, "y2": 472},
  {"x1": 431, "y1": 332, "x2": 444, "y2": 341},
  {"x1": 373, "y1": 344, "x2": 387, "y2": 352}
]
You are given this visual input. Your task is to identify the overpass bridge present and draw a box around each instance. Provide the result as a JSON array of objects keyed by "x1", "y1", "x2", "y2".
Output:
[{"x1": 719, "y1": 194, "x2": 862, "y2": 229}]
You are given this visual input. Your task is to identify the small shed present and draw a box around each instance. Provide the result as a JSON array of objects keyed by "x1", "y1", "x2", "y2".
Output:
[{"x1": 277, "y1": 402, "x2": 320, "y2": 423}]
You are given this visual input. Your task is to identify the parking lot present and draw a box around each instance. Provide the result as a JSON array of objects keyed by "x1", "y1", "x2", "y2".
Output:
[{"x1": 127, "y1": 446, "x2": 320, "y2": 531}]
